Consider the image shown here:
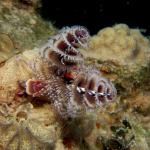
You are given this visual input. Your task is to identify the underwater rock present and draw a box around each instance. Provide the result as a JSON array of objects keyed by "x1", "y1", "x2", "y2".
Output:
[
  {"x1": 81, "y1": 24, "x2": 150, "y2": 150},
  {"x1": 0, "y1": 1, "x2": 149, "y2": 149},
  {"x1": 0, "y1": 103, "x2": 58, "y2": 150},
  {"x1": 0, "y1": 25, "x2": 118, "y2": 149},
  {"x1": 0, "y1": 33, "x2": 16, "y2": 64},
  {"x1": 83, "y1": 24, "x2": 150, "y2": 65},
  {"x1": 0, "y1": 0, "x2": 56, "y2": 64}
]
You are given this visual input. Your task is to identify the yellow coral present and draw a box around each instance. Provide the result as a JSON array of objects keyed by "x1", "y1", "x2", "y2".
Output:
[{"x1": 83, "y1": 24, "x2": 150, "y2": 65}]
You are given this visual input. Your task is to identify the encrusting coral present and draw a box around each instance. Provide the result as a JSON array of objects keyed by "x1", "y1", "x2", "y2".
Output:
[
  {"x1": 0, "y1": 25, "x2": 117, "y2": 149},
  {"x1": 83, "y1": 24, "x2": 150, "y2": 65},
  {"x1": 0, "y1": 24, "x2": 150, "y2": 150},
  {"x1": 0, "y1": 0, "x2": 56, "y2": 64},
  {"x1": 0, "y1": 1, "x2": 150, "y2": 149}
]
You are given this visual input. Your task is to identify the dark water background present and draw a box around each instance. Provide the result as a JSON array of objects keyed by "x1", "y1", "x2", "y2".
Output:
[{"x1": 40, "y1": 0, "x2": 149, "y2": 35}]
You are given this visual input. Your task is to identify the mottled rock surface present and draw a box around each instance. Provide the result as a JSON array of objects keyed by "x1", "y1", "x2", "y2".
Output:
[
  {"x1": 0, "y1": 0, "x2": 150, "y2": 150},
  {"x1": 0, "y1": 0, "x2": 56, "y2": 63}
]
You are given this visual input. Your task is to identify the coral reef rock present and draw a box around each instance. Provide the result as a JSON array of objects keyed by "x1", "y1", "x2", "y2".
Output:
[
  {"x1": 0, "y1": 0, "x2": 56, "y2": 64},
  {"x1": 84, "y1": 24, "x2": 150, "y2": 66},
  {"x1": 0, "y1": 1, "x2": 150, "y2": 149},
  {"x1": 0, "y1": 25, "x2": 118, "y2": 150}
]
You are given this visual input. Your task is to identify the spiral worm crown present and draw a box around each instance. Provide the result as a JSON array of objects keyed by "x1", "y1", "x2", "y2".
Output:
[
  {"x1": 39, "y1": 26, "x2": 90, "y2": 67},
  {"x1": 25, "y1": 26, "x2": 117, "y2": 118}
]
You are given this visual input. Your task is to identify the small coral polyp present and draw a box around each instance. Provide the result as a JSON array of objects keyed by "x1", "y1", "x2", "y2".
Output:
[
  {"x1": 23, "y1": 26, "x2": 117, "y2": 118},
  {"x1": 0, "y1": 103, "x2": 56, "y2": 150}
]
